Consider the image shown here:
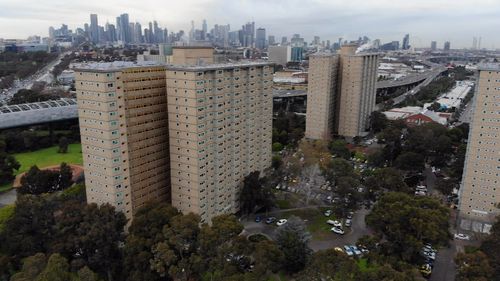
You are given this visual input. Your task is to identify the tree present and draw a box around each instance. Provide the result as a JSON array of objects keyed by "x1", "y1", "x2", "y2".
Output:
[
  {"x1": 365, "y1": 168, "x2": 409, "y2": 194},
  {"x1": 122, "y1": 203, "x2": 179, "y2": 281},
  {"x1": 18, "y1": 163, "x2": 73, "y2": 195},
  {"x1": 35, "y1": 253, "x2": 72, "y2": 281},
  {"x1": 9, "y1": 253, "x2": 47, "y2": 281},
  {"x1": 435, "y1": 178, "x2": 456, "y2": 196},
  {"x1": 427, "y1": 102, "x2": 441, "y2": 111},
  {"x1": 481, "y1": 216, "x2": 500, "y2": 280},
  {"x1": 274, "y1": 216, "x2": 311, "y2": 273},
  {"x1": 455, "y1": 251, "x2": 494, "y2": 281},
  {"x1": 77, "y1": 266, "x2": 101, "y2": 281},
  {"x1": 272, "y1": 142, "x2": 283, "y2": 152},
  {"x1": 367, "y1": 149, "x2": 386, "y2": 168},
  {"x1": 58, "y1": 137, "x2": 68, "y2": 154},
  {"x1": 296, "y1": 249, "x2": 358, "y2": 281},
  {"x1": 323, "y1": 158, "x2": 356, "y2": 184},
  {"x1": 366, "y1": 192, "x2": 450, "y2": 262},
  {"x1": 50, "y1": 202, "x2": 126, "y2": 280},
  {"x1": 370, "y1": 111, "x2": 389, "y2": 133},
  {"x1": 251, "y1": 240, "x2": 284, "y2": 277},
  {"x1": 394, "y1": 152, "x2": 425, "y2": 172},
  {"x1": 1, "y1": 196, "x2": 57, "y2": 261},
  {"x1": 238, "y1": 171, "x2": 274, "y2": 215},
  {"x1": 150, "y1": 213, "x2": 202, "y2": 280},
  {"x1": 328, "y1": 140, "x2": 351, "y2": 160},
  {"x1": 0, "y1": 138, "x2": 20, "y2": 185},
  {"x1": 271, "y1": 155, "x2": 282, "y2": 170}
]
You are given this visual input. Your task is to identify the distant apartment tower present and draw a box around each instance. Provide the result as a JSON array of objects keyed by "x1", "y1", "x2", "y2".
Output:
[
  {"x1": 458, "y1": 64, "x2": 500, "y2": 232},
  {"x1": 305, "y1": 44, "x2": 379, "y2": 140},
  {"x1": 431, "y1": 41, "x2": 437, "y2": 51},
  {"x1": 444, "y1": 41, "x2": 451, "y2": 51},
  {"x1": 268, "y1": 45, "x2": 291, "y2": 66},
  {"x1": 75, "y1": 61, "x2": 170, "y2": 221},
  {"x1": 166, "y1": 62, "x2": 273, "y2": 222},
  {"x1": 305, "y1": 53, "x2": 339, "y2": 140}
]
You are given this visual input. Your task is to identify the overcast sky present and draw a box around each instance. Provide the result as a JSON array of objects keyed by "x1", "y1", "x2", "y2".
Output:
[{"x1": 1, "y1": 0, "x2": 499, "y2": 48}]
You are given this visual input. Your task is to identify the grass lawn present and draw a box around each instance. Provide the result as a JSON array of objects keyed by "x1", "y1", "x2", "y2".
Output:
[
  {"x1": 13, "y1": 143, "x2": 83, "y2": 175},
  {"x1": 0, "y1": 183, "x2": 12, "y2": 193},
  {"x1": 0, "y1": 204, "x2": 15, "y2": 231},
  {"x1": 357, "y1": 258, "x2": 369, "y2": 272},
  {"x1": 277, "y1": 207, "x2": 338, "y2": 240}
]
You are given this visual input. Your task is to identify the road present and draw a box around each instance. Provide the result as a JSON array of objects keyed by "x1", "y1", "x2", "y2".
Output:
[
  {"x1": 0, "y1": 52, "x2": 68, "y2": 104},
  {"x1": 242, "y1": 207, "x2": 372, "y2": 252},
  {"x1": 392, "y1": 66, "x2": 447, "y2": 105},
  {"x1": 0, "y1": 189, "x2": 16, "y2": 208},
  {"x1": 458, "y1": 102, "x2": 474, "y2": 124}
]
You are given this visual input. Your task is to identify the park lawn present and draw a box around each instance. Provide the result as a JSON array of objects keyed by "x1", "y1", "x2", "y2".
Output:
[
  {"x1": 357, "y1": 258, "x2": 369, "y2": 272},
  {"x1": 278, "y1": 207, "x2": 337, "y2": 240},
  {"x1": 13, "y1": 143, "x2": 83, "y2": 175},
  {"x1": 0, "y1": 204, "x2": 15, "y2": 231},
  {"x1": 0, "y1": 183, "x2": 12, "y2": 193}
]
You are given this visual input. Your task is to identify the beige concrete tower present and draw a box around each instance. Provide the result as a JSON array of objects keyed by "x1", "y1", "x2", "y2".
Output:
[
  {"x1": 75, "y1": 61, "x2": 170, "y2": 221},
  {"x1": 165, "y1": 62, "x2": 273, "y2": 222},
  {"x1": 305, "y1": 53, "x2": 339, "y2": 140},
  {"x1": 337, "y1": 44, "x2": 379, "y2": 138},
  {"x1": 458, "y1": 64, "x2": 500, "y2": 232}
]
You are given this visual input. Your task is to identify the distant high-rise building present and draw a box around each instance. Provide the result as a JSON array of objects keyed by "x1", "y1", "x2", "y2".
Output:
[
  {"x1": 473, "y1": 37, "x2": 478, "y2": 50},
  {"x1": 305, "y1": 53, "x2": 340, "y2": 140},
  {"x1": 268, "y1": 45, "x2": 291, "y2": 65},
  {"x1": 48, "y1": 27, "x2": 55, "y2": 39},
  {"x1": 313, "y1": 36, "x2": 320, "y2": 45},
  {"x1": 90, "y1": 14, "x2": 99, "y2": 44},
  {"x1": 256, "y1": 27, "x2": 266, "y2": 50},
  {"x1": 268, "y1": 35, "x2": 275, "y2": 46},
  {"x1": 431, "y1": 41, "x2": 437, "y2": 51},
  {"x1": 478, "y1": 37, "x2": 482, "y2": 50},
  {"x1": 241, "y1": 22, "x2": 255, "y2": 47},
  {"x1": 291, "y1": 47, "x2": 303, "y2": 62},
  {"x1": 305, "y1": 44, "x2": 380, "y2": 140},
  {"x1": 75, "y1": 61, "x2": 171, "y2": 222},
  {"x1": 281, "y1": 36, "x2": 287, "y2": 45},
  {"x1": 165, "y1": 61, "x2": 273, "y2": 222},
  {"x1": 380, "y1": 41, "x2": 399, "y2": 51},
  {"x1": 105, "y1": 23, "x2": 117, "y2": 42},
  {"x1": 444, "y1": 41, "x2": 451, "y2": 51},
  {"x1": 202, "y1": 19, "x2": 208, "y2": 40},
  {"x1": 458, "y1": 63, "x2": 500, "y2": 232},
  {"x1": 117, "y1": 13, "x2": 130, "y2": 43},
  {"x1": 402, "y1": 34, "x2": 410, "y2": 50}
]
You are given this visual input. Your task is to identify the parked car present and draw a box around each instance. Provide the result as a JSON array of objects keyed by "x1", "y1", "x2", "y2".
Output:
[
  {"x1": 346, "y1": 212, "x2": 354, "y2": 219},
  {"x1": 276, "y1": 219, "x2": 287, "y2": 226},
  {"x1": 343, "y1": 245, "x2": 354, "y2": 256},
  {"x1": 255, "y1": 216, "x2": 262, "y2": 223},
  {"x1": 420, "y1": 264, "x2": 432, "y2": 277},
  {"x1": 331, "y1": 227, "x2": 345, "y2": 235},
  {"x1": 454, "y1": 233, "x2": 470, "y2": 240},
  {"x1": 265, "y1": 217, "x2": 276, "y2": 224},
  {"x1": 350, "y1": 245, "x2": 362, "y2": 256},
  {"x1": 326, "y1": 220, "x2": 342, "y2": 227},
  {"x1": 344, "y1": 219, "x2": 352, "y2": 227},
  {"x1": 334, "y1": 247, "x2": 344, "y2": 253},
  {"x1": 324, "y1": 210, "x2": 333, "y2": 217}
]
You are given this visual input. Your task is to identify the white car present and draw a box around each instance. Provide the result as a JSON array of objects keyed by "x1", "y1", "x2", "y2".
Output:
[
  {"x1": 326, "y1": 220, "x2": 342, "y2": 227},
  {"x1": 331, "y1": 227, "x2": 345, "y2": 235},
  {"x1": 454, "y1": 233, "x2": 470, "y2": 240},
  {"x1": 276, "y1": 219, "x2": 287, "y2": 226},
  {"x1": 324, "y1": 210, "x2": 333, "y2": 217}
]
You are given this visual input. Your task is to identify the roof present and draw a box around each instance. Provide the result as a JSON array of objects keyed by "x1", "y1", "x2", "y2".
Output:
[
  {"x1": 73, "y1": 61, "x2": 165, "y2": 72},
  {"x1": 165, "y1": 61, "x2": 274, "y2": 71},
  {"x1": 478, "y1": 63, "x2": 500, "y2": 71}
]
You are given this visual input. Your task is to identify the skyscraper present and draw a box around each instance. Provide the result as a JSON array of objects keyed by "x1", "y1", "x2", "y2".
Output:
[
  {"x1": 74, "y1": 61, "x2": 171, "y2": 221},
  {"x1": 256, "y1": 27, "x2": 266, "y2": 50},
  {"x1": 305, "y1": 44, "x2": 379, "y2": 140},
  {"x1": 118, "y1": 13, "x2": 130, "y2": 43},
  {"x1": 458, "y1": 63, "x2": 500, "y2": 232},
  {"x1": 268, "y1": 35, "x2": 275, "y2": 46},
  {"x1": 402, "y1": 34, "x2": 410, "y2": 50},
  {"x1": 431, "y1": 41, "x2": 437, "y2": 51},
  {"x1": 281, "y1": 36, "x2": 287, "y2": 45},
  {"x1": 90, "y1": 14, "x2": 99, "y2": 44},
  {"x1": 165, "y1": 61, "x2": 273, "y2": 222},
  {"x1": 202, "y1": 19, "x2": 208, "y2": 40},
  {"x1": 444, "y1": 41, "x2": 451, "y2": 51}
]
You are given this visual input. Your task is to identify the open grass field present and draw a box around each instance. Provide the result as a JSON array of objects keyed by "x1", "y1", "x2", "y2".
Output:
[{"x1": 13, "y1": 143, "x2": 83, "y2": 175}]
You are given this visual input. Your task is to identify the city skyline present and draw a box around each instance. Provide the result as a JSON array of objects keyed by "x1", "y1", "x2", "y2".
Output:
[{"x1": 1, "y1": 0, "x2": 499, "y2": 49}]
